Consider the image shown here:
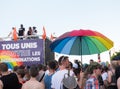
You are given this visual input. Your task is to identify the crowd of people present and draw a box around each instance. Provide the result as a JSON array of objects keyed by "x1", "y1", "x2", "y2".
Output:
[
  {"x1": 0, "y1": 56, "x2": 120, "y2": 89},
  {"x1": 8, "y1": 24, "x2": 39, "y2": 40}
]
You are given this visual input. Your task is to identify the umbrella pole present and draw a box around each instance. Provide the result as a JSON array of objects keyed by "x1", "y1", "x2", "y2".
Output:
[
  {"x1": 109, "y1": 50, "x2": 111, "y2": 63},
  {"x1": 80, "y1": 37, "x2": 83, "y2": 65}
]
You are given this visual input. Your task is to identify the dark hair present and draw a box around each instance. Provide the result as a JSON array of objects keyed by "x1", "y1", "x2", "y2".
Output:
[
  {"x1": 29, "y1": 65, "x2": 39, "y2": 77},
  {"x1": 74, "y1": 60, "x2": 81, "y2": 68},
  {"x1": 47, "y1": 60, "x2": 57, "y2": 70},
  {"x1": 20, "y1": 24, "x2": 23, "y2": 27},
  {"x1": 33, "y1": 26, "x2": 36, "y2": 29},
  {"x1": 16, "y1": 69, "x2": 25, "y2": 78},
  {"x1": 90, "y1": 59, "x2": 94, "y2": 61},
  {"x1": 73, "y1": 68, "x2": 81, "y2": 76},
  {"x1": 58, "y1": 56, "x2": 68, "y2": 65},
  {"x1": 0, "y1": 63, "x2": 8, "y2": 72},
  {"x1": 102, "y1": 66, "x2": 108, "y2": 72},
  {"x1": 13, "y1": 66, "x2": 19, "y2": 72},
  {"x1": 90, "y1": 59, "x2": 94, "y2": 64},
  {"x1": 37, "y1": 64, "x2": 44, "y2": 71},
  {"x1": 88, "y1": 62, "x2": 101, "y2": 74}
]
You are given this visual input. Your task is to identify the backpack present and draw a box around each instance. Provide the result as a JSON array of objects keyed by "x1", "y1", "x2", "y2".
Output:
[{"x1": 62, "y1": 70, "x2": 80, "y2": 89}]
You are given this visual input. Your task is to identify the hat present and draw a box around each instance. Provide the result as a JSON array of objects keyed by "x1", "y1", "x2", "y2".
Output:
[
  {"x1": 8, "y1": 68, "x2": 12, "y2": 72},
  {"x1": 73, "y1": 63, "x2": 78, "y2": 69}
]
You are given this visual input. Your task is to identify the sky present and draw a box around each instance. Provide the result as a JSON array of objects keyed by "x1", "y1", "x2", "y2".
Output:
[{"x1": 0, "y1": 0, "x2": 120, "y2": 64}]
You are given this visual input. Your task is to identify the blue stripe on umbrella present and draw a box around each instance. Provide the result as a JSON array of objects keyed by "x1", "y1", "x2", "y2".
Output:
[
  {"x1": 54, "y1": 38, "x2": 71, "y2": 53},
  {"x1": 61, "y1": 37, "x2": 76, "y2": 54}
]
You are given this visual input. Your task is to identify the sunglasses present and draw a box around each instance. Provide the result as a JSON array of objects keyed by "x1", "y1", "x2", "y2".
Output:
[{"x1": 61, "y1": 56, "x2": 69, "y2": 62}]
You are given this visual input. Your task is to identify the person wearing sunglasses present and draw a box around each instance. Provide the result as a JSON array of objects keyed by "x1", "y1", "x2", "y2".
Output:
[{"x1": 84, "y1": 62, "x2": 102, "y2": 89}]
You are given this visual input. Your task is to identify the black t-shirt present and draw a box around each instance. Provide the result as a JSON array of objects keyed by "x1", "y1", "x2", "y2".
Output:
[
  {"x1": 18, "y1": 28, "x2": 25, "y2": 36},
  {"x1": 98, "y1": 75, "x2": 104, "y2": 85},
  {"x1": 0, "y1": 73, "x2": 22, "y2": 89}
]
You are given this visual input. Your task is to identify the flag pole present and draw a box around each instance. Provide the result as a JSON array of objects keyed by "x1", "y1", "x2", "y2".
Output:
[
  {"x1": 43, "y1": 39, "x2": 46, "y2": 65},
  {"x1": 42, "y1": 26, "x2": 46, "y2": 65},
  {"x1": 98, "y1": 53, "x2": 101, "y2": 63}
]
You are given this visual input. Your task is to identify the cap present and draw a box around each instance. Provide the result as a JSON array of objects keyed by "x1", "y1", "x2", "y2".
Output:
[{"x1": 73, "y1": 63, "x2": 78, "y2": 69}]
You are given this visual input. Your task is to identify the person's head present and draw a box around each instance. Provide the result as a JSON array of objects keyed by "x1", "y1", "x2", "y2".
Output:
[
  {"x1": 16, "y1": 69, "x2": 25, "y2": 78},
  {"x1": 73, "y1": 68, "x2": 81, "y2": 77},
  {"x1": 54, "y1": 60, "x2": 59, "y2": 70},
  {"x1": 13, "y1": 66, "x2": 19, "y2": 72},
  {"x1": 29, "y1": 27, "x2": 32, "y2": 31},
  {"x1": 74, "y1": 60, "x2": 81, "y2": 68},
  {"x1": 90, "y1": 59, "x2": 94, "y2": 64},
  {"x1": 20, "y1": 24, "x2": 23, "y2": 28},
  {"x1": 73, "y1": 63, "x2": 78, "y2": 69},
  {"x1": 47, "y1": 60, "x2": 57, "y2": 70},
  {"x1": 0, "y1": 63, "x2": 8, "y2": 73},
  {"x1": 33, "y1": 26, "x2": 36, "y2": 29},
  {"x1": 29, "y1": 65, "x2": 39, "y2": 77},
  {"x1": 37, "y1": 64, "x2": 44, "y2": 71},
  {"x1": 34, "y1": 30, "x2": 37, "y2": 33},
  {"x1": 58, "y1": 56, "x2": 69, "y2": 68},
  {"x1": 88, "y1": 62, "x2": 101, "y2": 76},
  {"x1": 101, "y1": 66, "x2": 108, "y2": 73},
  {"x1": 12, "y1": 27, "x2": 15, "y2": 30}
]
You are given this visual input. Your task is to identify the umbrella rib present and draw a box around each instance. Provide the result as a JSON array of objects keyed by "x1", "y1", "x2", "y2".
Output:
[{"x1": 83, "y1": 37, "x2": 91, "y2": 54}]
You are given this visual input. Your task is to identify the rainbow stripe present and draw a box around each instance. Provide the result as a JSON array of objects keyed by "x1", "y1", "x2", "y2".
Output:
[{"x1": 0, "y1": 50, "x2": 23, "y2": 69}]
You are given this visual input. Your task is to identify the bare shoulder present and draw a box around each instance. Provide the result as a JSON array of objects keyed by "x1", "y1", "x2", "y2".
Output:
[
  {"x1": 117, "y1": 78, "x2": 120, "y2": 89},
  {"x1": 80, "y1": 72, "x2": 84, "y2": 77},
  {"x1": 21, "y1": 82, "x2": 28, "y2": 89},
  {"x1": 22, "y1": 80, "x2": 45, "y2": 89},
  {"x1": 117, "y1": 77, "x2": 120, "y2": 83},
  {"x1": 108, "y1": 70, "x2": 112, "y2": 75},
  {"x1": 39, "y1": 82, "x2": 45, "y2": 89},
  {"x1": 0, "y1": 80, "x2": 3, "y2": 89}
]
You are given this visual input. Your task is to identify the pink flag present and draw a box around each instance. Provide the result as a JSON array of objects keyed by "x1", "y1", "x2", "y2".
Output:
[
  {"x1": 42, "y1": 26, "x2": 46, "y2": 40},
  {"x1": 13, "y1": 27, "x2": 18, "y2": 41}
]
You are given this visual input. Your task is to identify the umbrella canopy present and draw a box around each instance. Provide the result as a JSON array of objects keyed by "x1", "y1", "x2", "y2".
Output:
[{"x1": 50, "y1": 29, "x2": 113, "y2": 62}]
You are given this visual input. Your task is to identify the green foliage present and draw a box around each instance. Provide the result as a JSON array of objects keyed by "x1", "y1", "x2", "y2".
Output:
[{"x1": 111, "y1": 51, "x2": 120, "y2": 60}]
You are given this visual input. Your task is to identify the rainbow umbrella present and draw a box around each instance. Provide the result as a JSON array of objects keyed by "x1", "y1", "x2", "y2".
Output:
[{"x1": 50, "y1": 29, "x2": 113, "y2": 62}]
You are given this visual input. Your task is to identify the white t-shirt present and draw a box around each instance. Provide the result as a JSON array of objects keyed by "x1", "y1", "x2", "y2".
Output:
[
  {"x1": 51, "y1": 69, "x2": 74, "y2": 89},
  {"x1": 102, "y1": 72, "x2": 108, "y2": 81}
]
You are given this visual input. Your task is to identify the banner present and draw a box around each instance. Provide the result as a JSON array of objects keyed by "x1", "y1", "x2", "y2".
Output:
[{"x1": 0, "y1": 39, "x2": 44, "y2": 68}]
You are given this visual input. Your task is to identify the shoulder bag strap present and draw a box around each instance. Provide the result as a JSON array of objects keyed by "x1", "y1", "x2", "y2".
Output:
[
  {"x1": 68, "y1": 69, "x2": 70, "y2": 76},
  {"x1": 39, "y1": 73, "x2": 45, "y2": 82}
]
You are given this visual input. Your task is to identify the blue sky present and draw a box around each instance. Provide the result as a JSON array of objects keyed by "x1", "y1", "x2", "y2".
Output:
[{"x1": 0, "y1": 0, "x2": 120, "y2": 63}]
